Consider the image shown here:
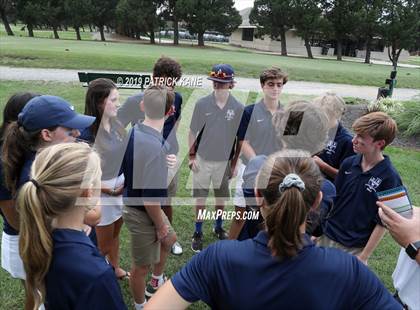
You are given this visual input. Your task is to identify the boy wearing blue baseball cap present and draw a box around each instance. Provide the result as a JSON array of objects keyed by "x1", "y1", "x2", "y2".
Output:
[{"x1": 188, "y1": 64, "x2": 244, "y2": 252}]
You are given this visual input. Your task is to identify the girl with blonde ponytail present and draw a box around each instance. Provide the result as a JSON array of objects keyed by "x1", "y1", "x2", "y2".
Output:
[
  {"x1": 145, "y1": 140, "x2": 400, "y2": 308},
  {"x1": 18, "y1": 142, "x2": 126, "y2": 310}
]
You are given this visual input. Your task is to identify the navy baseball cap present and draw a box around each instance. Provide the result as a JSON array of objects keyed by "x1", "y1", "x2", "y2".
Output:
[
  {"x1": 208, "y1": 64, "x2": 235, "y2": 83},
  {"x1": 18, "y1": 95, "x2": 95, "y2": 131}
]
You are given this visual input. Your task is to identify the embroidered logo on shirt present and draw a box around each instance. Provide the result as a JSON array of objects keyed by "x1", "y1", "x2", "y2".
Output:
[
  {"x1": 225, "y1": 109, "x2": 235, "y2": 121},
  {"x1": 365, "y1": 177, "x2": 382, "y2": 192},
  {"x1": 256, "y1": 119, "x2": 264, "y2": 123},
  {"x1": 325, "y1": 141, "x2": 337, "y2": 155},
  {"x1": 205, "y1": 112, "x2": 212, "y2": 116},
  {"x1": 344, "y1": 170, "x2": 352, "y2": 175}
]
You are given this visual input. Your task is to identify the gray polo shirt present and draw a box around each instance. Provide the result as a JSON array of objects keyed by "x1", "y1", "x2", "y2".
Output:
[
  {"x1": 190, "y1": 93, "x2": 244, "y2": 161},
  {"x1": 238, "y1": 100, "x2": 283, "y2": 163}
]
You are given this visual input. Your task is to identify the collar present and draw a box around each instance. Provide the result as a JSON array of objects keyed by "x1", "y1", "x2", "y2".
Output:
[
  {"x1": 351, "y1": 154, "x2": 391, "y2": 175},
  {"x1": 211, "y1": 92, "x2": 237, "y2": 111},
  {"x1": 253, "y1": 231, "x2": 313, "y2": 248},
  {"x1": 257, "y1": 99, "x2": 282, "y2": 115},
  {"x1": 52, "y1": 228, "x2": 95, "y2": 248}
]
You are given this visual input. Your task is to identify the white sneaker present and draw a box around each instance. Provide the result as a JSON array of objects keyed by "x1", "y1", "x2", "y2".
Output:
[{"x1": 171, "y1": 241, "x2": 183, "y2": 255}]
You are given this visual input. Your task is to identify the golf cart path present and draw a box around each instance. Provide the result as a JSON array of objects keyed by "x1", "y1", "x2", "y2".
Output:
[{"x1": 1, "y1": 65, "x2": 419, "y2": 101}]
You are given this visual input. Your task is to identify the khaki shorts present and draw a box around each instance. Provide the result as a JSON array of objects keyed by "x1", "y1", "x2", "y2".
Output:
[
  {"x1": 167, "y1": 166, "x2": 179, "y2": 198},
  {"x1": 192, "y1": 155, "x2": 230, "y2": 199},
  {"x1": 317, "y1": 235, "x2": 363, "y2": 256},
  {"x1": 123, "y1": 206, "x2": 175, "y2": 266}
]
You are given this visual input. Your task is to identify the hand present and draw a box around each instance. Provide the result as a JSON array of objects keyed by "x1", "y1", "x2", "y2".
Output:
[
  {"x1": 166, "y1": 154, "x2": 177, "y2": 169},
  {"x1": 356, "y1": 254, "x2": 368, "y2": 265},
  {"x1": 113, "y1": 185, "x2": 124, "y2": 196},
  {"x1": 312, "y1": 155, "x2": 325, "y2": 168},
  {"x1": 378, "y1": 201, "x2": 420, "y2": 248},
  {"x1": 156, "y1": 224, "x2": 169, "y2": 241},
  {"x1": 188, "y1": 158, "x2": 199, "y2": 172}
]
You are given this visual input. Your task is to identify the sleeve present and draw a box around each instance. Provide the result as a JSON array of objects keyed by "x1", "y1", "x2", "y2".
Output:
[
  {"x1": 174, "y1": 93, "x2": 182, "y2": 121},
  {"x1": 350, "y1": 256, "x2": 401, "y2": 310},
  {"x1": 171, "y1": 245, "x2": 217, "y2": 305},
  {"x1": 77, "y1": 270, "x2": 127, "y2": 310},
  {"x1": 117, "y1": 94, "x2": 144, "y2": 127},
  {"x1": 334, "y1": 157, "x2": 353, "y2": 192},
  {"x1": 189, "y1": 101, "x2": 203, "y2": 135},
  {"x1": 237, "y1": 106, "x2": 251, "y2": 141}
]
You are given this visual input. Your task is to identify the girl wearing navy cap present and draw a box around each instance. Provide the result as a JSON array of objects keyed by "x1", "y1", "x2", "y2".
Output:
[
  {"x1": 1, "y1": 95, "x2": 97, "y2": 281},
  {"x1": 81, "y1": 78, "x2": 129, "y2": 280},
  {"x1": 146, "y1": 150, "x2": 400, "y2": 309},
  {"x1": 0, "y1": 92, "x2": 39, "y2": 280},
  {"x1": 17, "y1": 143, "x2": 126, "y2": 309}
]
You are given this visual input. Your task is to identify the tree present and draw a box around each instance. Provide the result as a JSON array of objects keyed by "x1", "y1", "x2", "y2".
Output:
[
  {"x1": 355, "y1": 0, "x2": 384, "y2": 63},
  {"x1": 64, "y1": 0, "x2": 93, "y2": 40},
  {"x1": 116, "y1": 0, "x2": 163, "y2": 44},
  {"x1": 322, "y1": 0, "x2": 363, "y2": 60},
  {"x1": 162, "y1": 0, "x2": 180, "y2": 45},
  {"x1": 177, "y1": 0, "x2": 241, "y2": 47},
  {"x1": 43, "y1": 0, "x2": 66, "y2": 39},
  {"x1": 250, "y1": 0, "x2": 293, "y2": 56},
  {"x1": 290, "y1": 0, "x2": 323, "y2": 59},
  {"x1": 0, "y1": 0, "x2": 14, "y2": 35},
  {"x1": 16, "y1": 0, "x2": 43, "y2": 37},
  {"x1": 90, "y1": 0, "x2": 118, "y2": 41},
  {"x1": 380, "y1": 0, "x2": 419, "y2": 69}
]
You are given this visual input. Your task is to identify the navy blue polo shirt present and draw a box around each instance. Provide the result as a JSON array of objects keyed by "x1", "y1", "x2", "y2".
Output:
[
  {"x1": 80, "y1": 121, "x2": 127, "y2": 180},
  {"x1": 122, "y1": 123, "x2": 168, "y2": 210},
  {"x1": 171, "y1": 231, "x2": 399, "y2": 309},
  {"x1": 237, "y1": 100, "x2": 283, "y2": 163},
  {"x1": 0, "y1": 153, "x2": 16, "y2": 235},
  {"x1": 190, "y1": 93, "x2": 243, "y2": 161},
  {"x1": 45, "y1": 229, "x2": 126, "y2": 309},
  {"x1": 319, "y1": 123, "x2": 355, "y2": 176},
  {"x1": 117, "y1": 92, "x2": 183, "y2": 154},
  {"x1": 323, "y1": 154, "x2": 402, "y2": 248}
]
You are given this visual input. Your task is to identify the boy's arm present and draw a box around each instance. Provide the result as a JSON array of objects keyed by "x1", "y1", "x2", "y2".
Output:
[
  {"x1": 357, "y1": 224, "x2": 386, "y2": 265},
  {"x1": 241, "y1": 140, "x2": 256, "y2": 161},
  {"x1": 313, "y1": 156, "x2": 338, "y2": 179}
]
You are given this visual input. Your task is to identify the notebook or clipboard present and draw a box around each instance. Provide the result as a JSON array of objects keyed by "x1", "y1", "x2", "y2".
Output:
[{"x1": 376, "y1": 186, "x2": 413, "y2": 219}]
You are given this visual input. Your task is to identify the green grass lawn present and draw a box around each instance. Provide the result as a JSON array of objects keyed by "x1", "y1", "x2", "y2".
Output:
[
  {"x1": 1, "y1": 35, "x2": 420, "y2": 89},
  {"x1": 0, "y1": 24, "x2": 92, "y2": 40},
  {"x1": 0, "y1": 81, "x2": 419, "y2": 309},
  {"x1": 403, "y1": 56, "x2": 420, "y2": 66}
]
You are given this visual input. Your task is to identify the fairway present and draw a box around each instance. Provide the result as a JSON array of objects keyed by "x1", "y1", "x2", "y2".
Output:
[
  {"x1": 0, "y1": 80, "x2": 419, "y2": 309},
  {"x1": 1, "y1": 35, "x2": 420, "y2": 89}
]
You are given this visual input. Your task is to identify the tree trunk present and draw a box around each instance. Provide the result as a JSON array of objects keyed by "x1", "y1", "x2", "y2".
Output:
[
  {"x1": 150, "y1": 29, "x2": 155, "y2": 44},
  {"x1": 364, "y1": 37, "x2": 371, "y2": 64},
  {"x1": 336, "y1": 39, "x2": 343, "y2": 61},
  {"x1": 52, "y1": 25, "x2": 59, "y2": 39},
  {"x1": 89, "y1": 24, "x2": 93, "y2": 32},
  {"x1": 64, "y1": 25, "x2": 68, "y2": 31},
  {"x1": 136, "y1": 31, "x2": 140, "y2": 40},
  {"x1": 0, "y1": 9, "x2": 14, "y2": 36},
  {"x1": 173, "y1": 16, "x2": 179, "y2": 45},
  {"x1": 75, "y1": 26, "x2": 81, "y2": 40},
  {"x1": 27, "y1": 23, "x2": 34, "y2": 37},
  {"x1": 280, "y1": 27, "x2": 287, "y2": 56},
  {"x1": 198, "y1": 32, "x2": 204, "y2": 46},
  {"x1": 304, "y1": 37, "x2": 313, "y2": 59},
  {"x1": 99, "y1": 25, "x2": 106, "y2": 41},
  {"x1": 81, "y1": 25, "x2": 85, "y2": 32}
]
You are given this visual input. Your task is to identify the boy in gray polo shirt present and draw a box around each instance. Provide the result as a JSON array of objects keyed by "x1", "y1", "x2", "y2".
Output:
[{"x1": 188, "y1": 64, "x2": 244, "y2": 252}]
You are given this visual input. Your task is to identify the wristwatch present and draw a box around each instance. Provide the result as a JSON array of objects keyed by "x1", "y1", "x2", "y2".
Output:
[{"x1": 405, "y1": 241, "x2": 420, "y2": 260}]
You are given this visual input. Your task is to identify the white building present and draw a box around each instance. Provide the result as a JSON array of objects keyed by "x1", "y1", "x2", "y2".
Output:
[{"x1": 229, "y1": 7, "x2": 409, "y2": 61}]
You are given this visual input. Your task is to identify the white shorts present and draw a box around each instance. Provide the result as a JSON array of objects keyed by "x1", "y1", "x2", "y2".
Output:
[
  {"x1": 97, "y1": 174, "x2": 125, "y2": 226},
  {"x1": 233, "y1": 163, "x2": 246, "y2": 208},
  {"x1": 1, "y1": 232, "x2": 25, "y2": 279}
]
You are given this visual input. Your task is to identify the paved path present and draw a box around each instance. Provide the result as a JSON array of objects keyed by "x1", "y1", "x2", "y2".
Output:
[{"x1": 1, "y1": 66, "x2": 419, "y2": 101}]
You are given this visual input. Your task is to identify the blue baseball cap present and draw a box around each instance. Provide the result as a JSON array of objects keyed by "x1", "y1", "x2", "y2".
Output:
[
  {"x1": 18, "y1": 95, "x2": 95, "y2": 131},
  {"x1": 208, "y1": 64, "x2": 235, "y2": 83}
]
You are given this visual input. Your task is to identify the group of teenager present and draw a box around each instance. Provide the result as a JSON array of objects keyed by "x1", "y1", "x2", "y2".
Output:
[{"x1": 0, "y1": 56, "x2": 418, "y2": 309}]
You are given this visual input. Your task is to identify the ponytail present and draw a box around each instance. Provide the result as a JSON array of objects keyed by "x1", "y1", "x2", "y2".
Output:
[
  {"x1": 256, "y1": 150, "x2": 322, "y2": 260},
  {"x1": 266, "y1": 187, "x2": 308, "y2": 258},
  {"x1": 18, "y1": 182, "x2": 53, "y2": 310},
  {"x1": 1, "y1": 121, "x2": 41, "y2": 195}
]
